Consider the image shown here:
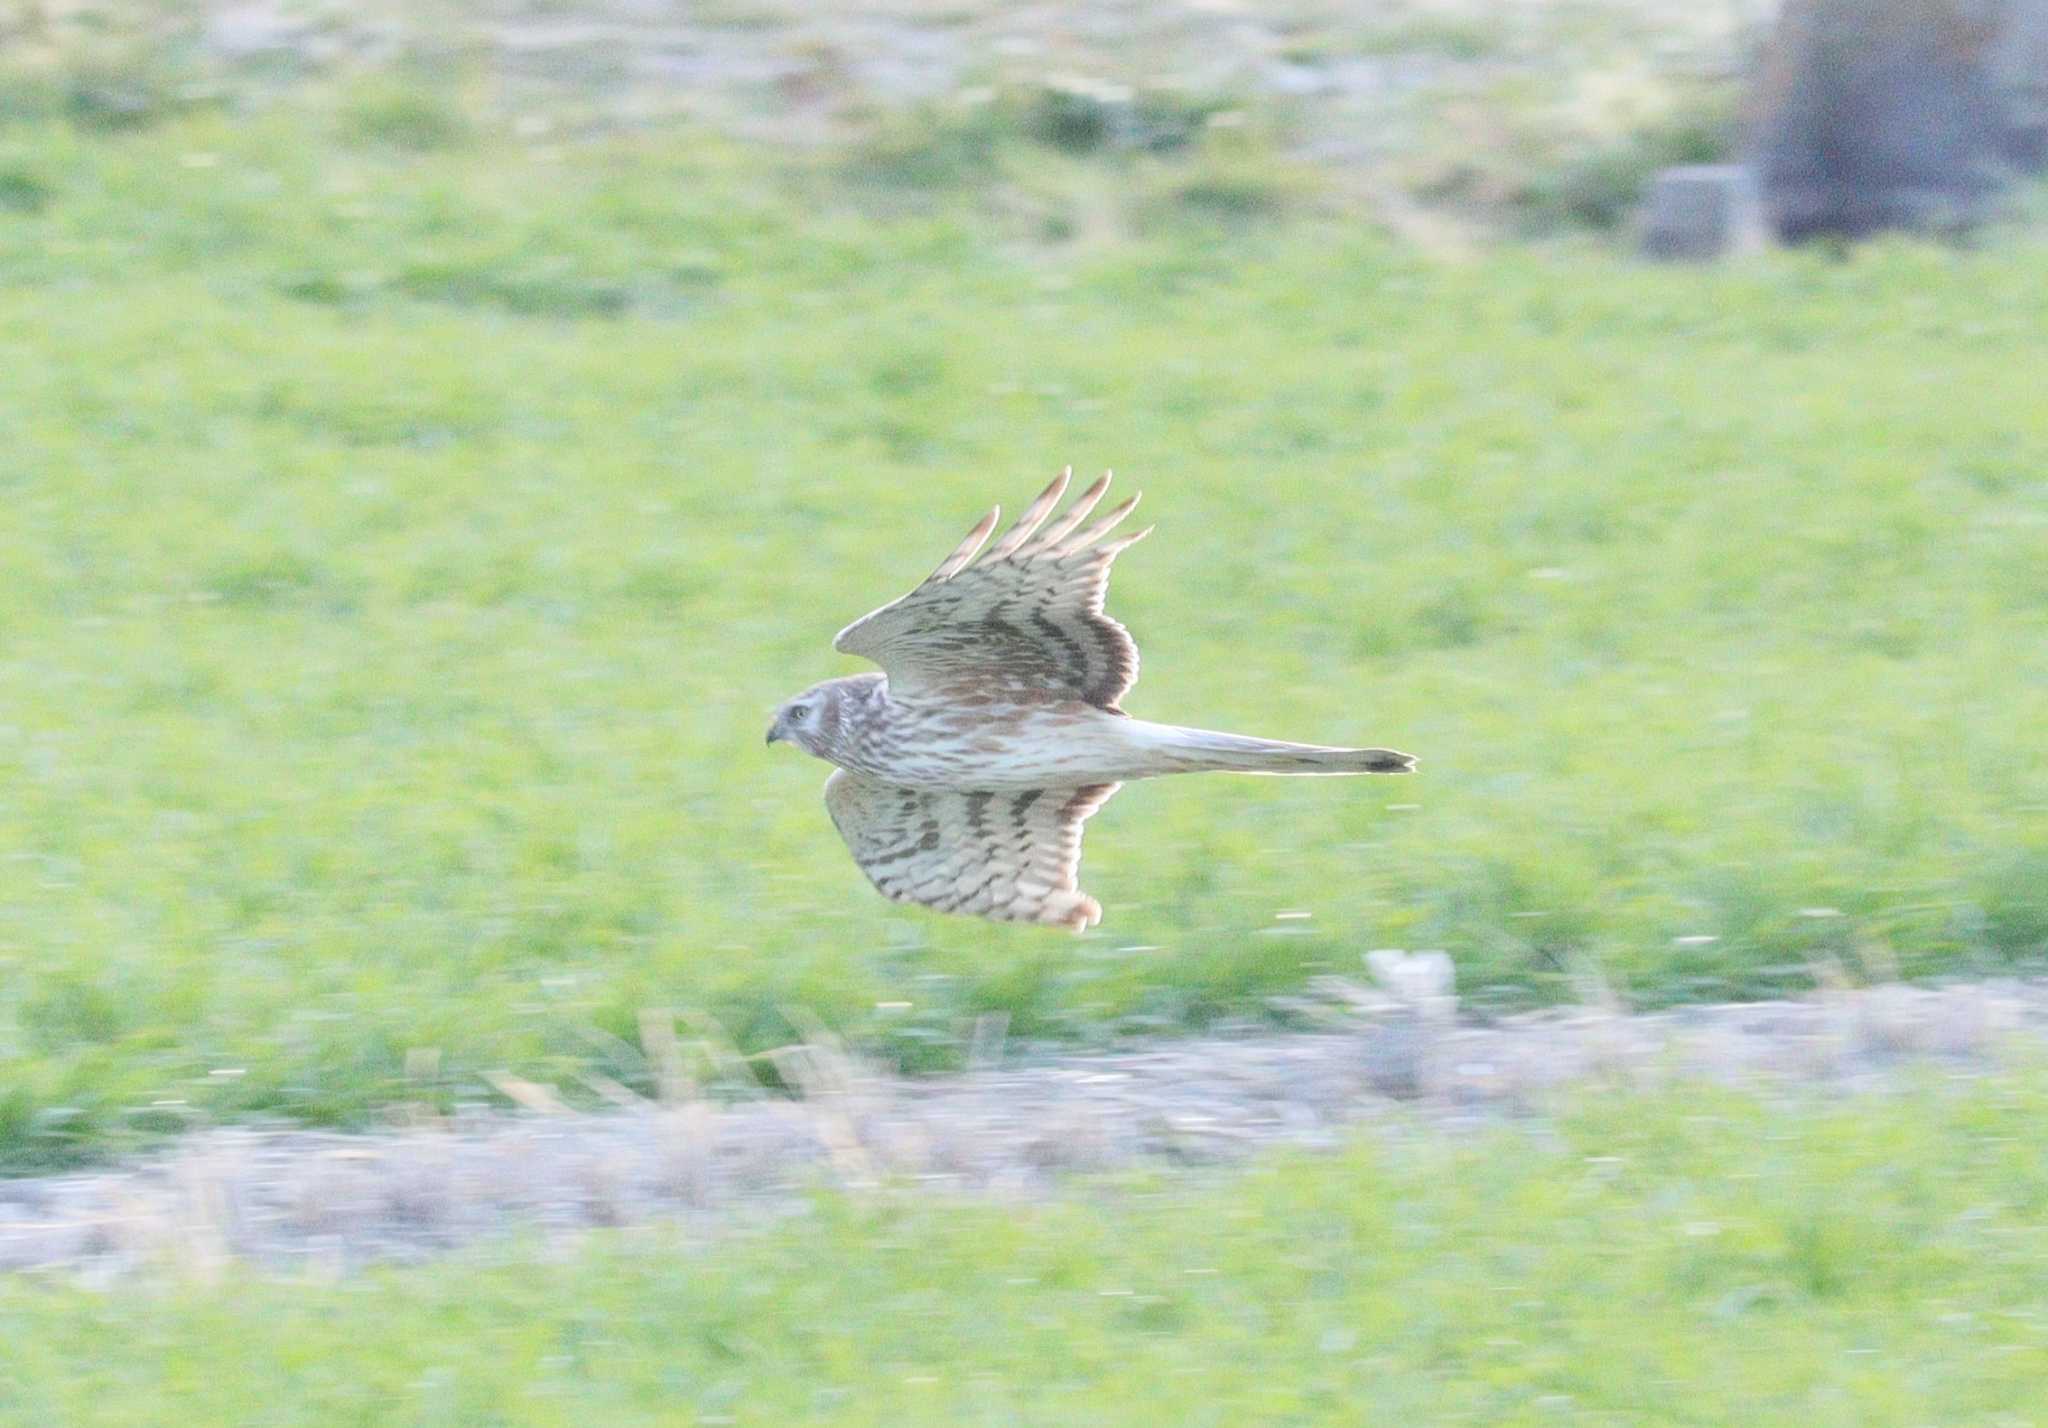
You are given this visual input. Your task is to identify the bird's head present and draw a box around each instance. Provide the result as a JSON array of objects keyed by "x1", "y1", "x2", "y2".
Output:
[{"x1": 764, "y1": 680, "x2": 842, "y2": 758}]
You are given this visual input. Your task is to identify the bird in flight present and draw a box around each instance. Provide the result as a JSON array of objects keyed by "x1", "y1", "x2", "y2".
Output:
[{"x1": 767, "y1": 469, "x2": 1415, "y2": 930}]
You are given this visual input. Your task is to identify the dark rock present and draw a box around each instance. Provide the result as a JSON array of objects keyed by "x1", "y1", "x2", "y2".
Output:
[{"x1": 1752, "y1": 0, "x2": 2048, "y2": 241}]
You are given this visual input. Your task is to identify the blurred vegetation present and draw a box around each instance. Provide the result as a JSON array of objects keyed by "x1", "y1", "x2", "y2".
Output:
[
  {"x1": 336, "y1": 76, "x2": 475, "y2": 152},
  {"x1": 0, "y1": 46, "x2": 2045, "y2": 1168},
  {"x1": 0, "y1": 37, "x2": 211, "y2": 132},
  {"x1": 0, "y1": 0, "x2": 1776, "y2": 242},
  {"x1": 7, "y1": 1075, "x2": 2048, "y2": 1420},
  {"x1": 838, "y1": 83, "x2": 1315, "y2": 239},
  {"x1": 1509, "y1": 86, "x2": 1743, "y2": 233}
]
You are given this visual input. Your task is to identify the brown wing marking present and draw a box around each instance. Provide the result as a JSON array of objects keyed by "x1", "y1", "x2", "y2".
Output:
[
  {"x1": 832, "y1": 469, "x2": 1152, "y2": 710},
  {"x1": 823, "y1": 770, "x2": 1120, "y2": 931}
]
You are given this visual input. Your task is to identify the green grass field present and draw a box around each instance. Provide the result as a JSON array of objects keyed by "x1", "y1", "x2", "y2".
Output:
[
  {"x1": 3, "y1": 85, "x2": 2048, "y2": 1168},
  {"x1": 7, "y1": 1074, "x2": 2048, "y2": 1424}
]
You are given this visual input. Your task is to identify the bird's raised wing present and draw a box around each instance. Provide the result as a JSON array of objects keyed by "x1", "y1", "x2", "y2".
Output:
[
  {"x1": 833, "y1": 469, "x2": 1151, "y2": 709},
  {"x1": 824, "y1": 769, "x2": 1119, "y2": 931}
]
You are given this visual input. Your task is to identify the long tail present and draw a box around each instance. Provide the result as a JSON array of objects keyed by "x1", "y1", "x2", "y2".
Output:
[{"x1": 1143, "y1": 724, "x2": 1416, "y2": 776}]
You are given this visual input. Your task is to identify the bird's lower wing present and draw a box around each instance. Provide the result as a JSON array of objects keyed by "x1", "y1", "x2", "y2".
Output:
[{"x1": 823, "y1": 770, "x2": 1120, "y2": 931}]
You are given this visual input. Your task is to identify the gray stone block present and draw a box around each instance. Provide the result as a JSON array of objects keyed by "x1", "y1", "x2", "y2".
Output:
[{"x1": 1639, "y1": 164, "x2": 1769, "y2": 261}]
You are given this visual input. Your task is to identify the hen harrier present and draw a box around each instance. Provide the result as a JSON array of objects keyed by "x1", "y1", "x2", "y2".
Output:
[{"x1": 767, "y1": 469, "x2": 1415, "y2": 930}]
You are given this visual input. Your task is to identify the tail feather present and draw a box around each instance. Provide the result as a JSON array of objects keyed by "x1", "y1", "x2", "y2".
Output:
[{"x1": 1150, "y1": 726, "x2": 1416, "y2": 776}]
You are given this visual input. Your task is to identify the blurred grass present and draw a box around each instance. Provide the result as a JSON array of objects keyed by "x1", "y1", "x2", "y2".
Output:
[
  {"x1": 1, "y1": 86, "x2": 2046, "y2": 1167},
  {"x1": 7, "y1": 1074, "x2": 2048, "y2": 1422}
]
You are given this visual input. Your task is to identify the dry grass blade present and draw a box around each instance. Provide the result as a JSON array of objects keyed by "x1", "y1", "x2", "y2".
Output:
[
  {"x1": 780, "y1": 1004, "x2": 853, "y2": 1061},
  {"x1": 484, "y1": 1071, "x2": 571, "y2": 1115},
  {"x1": 401, "y1": 1047, "x2": 445, "y2": 1128},
  {"x1": 766, "y1": 1042, "x2": 878, "y2": 1189},
  {"x1": 170, "y1": 1151, "x2": 231, "y2": 1284},
  {"x1": 571, "y1": 1020, "x2": 651, "y2": 1075},
  {"x1": 678, "y1": 1010, "x2": 766, "y2": 1093},
  {"x1": 638, "y1": 1008, "x2": 695, "y2": 1106},
  {"x1": 968, "y1": 1011, "x2": 1009, "y2": 1071},
  {"x1": 579, "y1": 1070, "x2": 651, "y2": 1109}
]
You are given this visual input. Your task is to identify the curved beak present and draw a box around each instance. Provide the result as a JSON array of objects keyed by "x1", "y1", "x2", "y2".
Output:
[{"x1": 764, "y1": 719, "x2": 783, "y2": 746}]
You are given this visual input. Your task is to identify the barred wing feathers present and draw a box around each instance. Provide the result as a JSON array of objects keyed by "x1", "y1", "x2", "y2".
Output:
[
  {"x1": 824, "y1": 770, "x2": 1120, "y2": 931},
  {"x1": 833, "y1": 469, "x2": 1150, "y2": 709}
]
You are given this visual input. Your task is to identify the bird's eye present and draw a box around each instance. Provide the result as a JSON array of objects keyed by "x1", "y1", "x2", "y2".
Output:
[{"x1": 789, "y1": 704, "x2": 810, "y2": 721}]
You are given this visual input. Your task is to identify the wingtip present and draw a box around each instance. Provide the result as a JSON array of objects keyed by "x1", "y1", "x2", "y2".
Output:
[
  {"x1": 927, "y1": 503, "x2": 1003, "y2": 583},
  {"x1": 1055, "y1": 892, "x2": 1103, "y2": 932},
  {"x1": 1062, "y1": 491, "x2": 1145, "y2": 553},
  {"x1": 1103, "y1": 522, "x2": 1155, "y2": 556}
]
